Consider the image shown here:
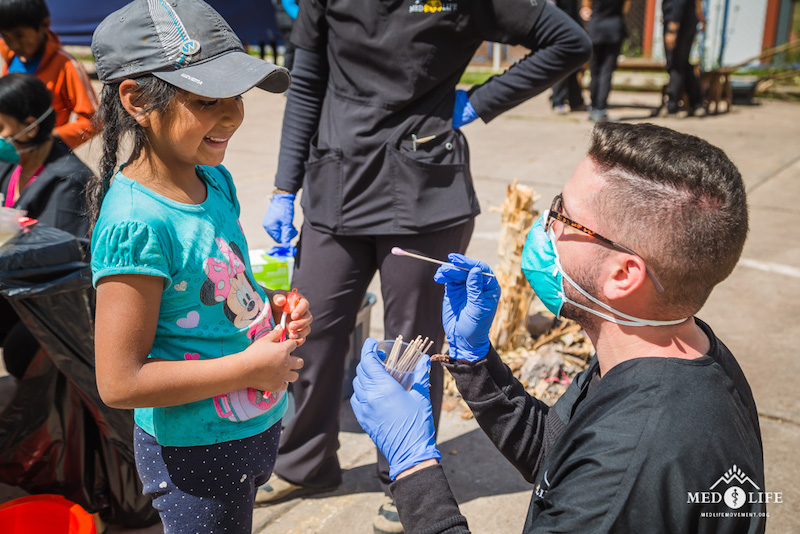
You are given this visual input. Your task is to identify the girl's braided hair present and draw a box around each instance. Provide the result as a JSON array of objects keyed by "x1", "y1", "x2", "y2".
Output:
[{"x1": 86, "y1": 76, "x2": 177, "y2": 236}]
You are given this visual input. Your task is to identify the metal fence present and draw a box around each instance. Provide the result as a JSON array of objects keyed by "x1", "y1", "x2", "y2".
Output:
[{"x1": 623, "y1": 0, "x2": 648, "y2": 58}]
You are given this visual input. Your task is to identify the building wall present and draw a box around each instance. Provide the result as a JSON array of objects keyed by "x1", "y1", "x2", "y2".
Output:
[{"x1": 721, "y1": 0, "x2": 769, "y2": 66}]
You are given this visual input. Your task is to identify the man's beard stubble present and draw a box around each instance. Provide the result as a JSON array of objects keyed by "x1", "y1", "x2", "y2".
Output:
[{"x1": 559, "y1": 258, "x2": 604, "y2": 333}]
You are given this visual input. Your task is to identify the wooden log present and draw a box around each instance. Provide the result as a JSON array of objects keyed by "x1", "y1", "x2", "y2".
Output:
[{"x1": 489, "y1": 179, "x2": 540, "y2": 351}]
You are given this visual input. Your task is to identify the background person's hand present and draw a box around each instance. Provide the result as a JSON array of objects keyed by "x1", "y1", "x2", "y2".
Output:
[
  {"x1": 665, "y1": 31, "x2": 677, "y2": 51},
  {"x1": 453, "y1": 89, "x2": 478, "y2": 129},
  {"x1": 434, "y1": 254, "x2": 501, "y2": 362},
  {"x1": 262, "y1": 193, "x2": 298, "y2": 249},
  {"x1": 350, "y1": 339, "x2": 441, "y2": 480},
  {"x1": 664, "y1": 23, "x2": 679, "y2": 51}
]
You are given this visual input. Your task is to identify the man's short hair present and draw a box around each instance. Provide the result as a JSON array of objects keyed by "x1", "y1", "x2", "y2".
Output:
[
  {"x1": 588, "y1": 122, "x2": 748, "y2": 317},
  {"x1": 0, "y1": 0, "x2": 50, "y2": 31}
]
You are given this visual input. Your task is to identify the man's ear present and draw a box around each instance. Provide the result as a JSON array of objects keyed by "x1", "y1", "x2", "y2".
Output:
[
  {"x1": 40, "y1": 17, "x2": 51, "y2": 32},
  {"x1": 119, "y1": 80, "x2": 151, "y2": 127},
  {"x1": 605, "y1": 254, "x2": 648, "y2": 300}
]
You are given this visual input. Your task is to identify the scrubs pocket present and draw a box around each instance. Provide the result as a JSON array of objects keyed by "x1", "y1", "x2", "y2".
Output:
[
  {"x1": 302, "y1": 145, "x2": 344, "y2": 232},
  {"x1": 387, "y1": 130, "x2": 478, "y2": 231}
]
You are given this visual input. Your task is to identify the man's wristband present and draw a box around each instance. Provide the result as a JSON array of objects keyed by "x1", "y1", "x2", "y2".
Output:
[{"x1": 273, "y1": 188, "x2": 295, "y2": 195}]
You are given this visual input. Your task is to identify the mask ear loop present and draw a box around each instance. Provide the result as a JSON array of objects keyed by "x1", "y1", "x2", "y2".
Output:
[
  {"x1": 9, "y1": 107, "x2": 54, "y2": 144},
  {"x1": 547, "y1": 228, "x2": 689, "y2": 327},
  {"x1": 9, "y1": 107, "x2": 55, "y2": 156}
]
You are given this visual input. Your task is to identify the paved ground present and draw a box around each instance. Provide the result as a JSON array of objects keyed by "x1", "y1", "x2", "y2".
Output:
[
  {"x1": 239, "y1": 88, "x2": 800, "y2": 534},
  {"x1": 1, "y1": 82, "x2": 799, "y2": 533}
]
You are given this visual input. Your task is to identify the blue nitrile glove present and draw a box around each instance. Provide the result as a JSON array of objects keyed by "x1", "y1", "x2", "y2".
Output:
[
  {"x1": 262, "y1": 193, "x2": 298, "y2": 248},
  {"x1": 350, "y1": 338, "x2": 441, "y2": 480},
  {"x1": 433, "y1": 254, "x2": 501, "y2": 362},
  {"x1": 453, "y1": 89, "x2": 478, "y2": 129},
  {"x1": 267, "y1": 244, "x2": 297, "y2": 257}
]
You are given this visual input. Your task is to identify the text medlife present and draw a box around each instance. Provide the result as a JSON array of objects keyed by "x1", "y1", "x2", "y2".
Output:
[{"x1": 687, "y1": 492, "x2": 783, "y2": 504}]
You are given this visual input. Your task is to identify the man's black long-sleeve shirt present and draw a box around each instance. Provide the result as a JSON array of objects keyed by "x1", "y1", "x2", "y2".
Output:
[{"x1": 391, "y1": 318, "x2": 766, "y2": 533}]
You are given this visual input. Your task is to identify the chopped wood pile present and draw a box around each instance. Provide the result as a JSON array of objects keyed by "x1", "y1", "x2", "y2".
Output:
[
  {"x1": 488, "y1": 179, "x2": 538, "y2": 352},
  {"x1": 442, "y1": 181, "x2": 595, "y2": 418}
]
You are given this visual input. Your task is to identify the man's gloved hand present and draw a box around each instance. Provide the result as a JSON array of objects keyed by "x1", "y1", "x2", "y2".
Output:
[
  {"x1": 434, "y1": 254, "x2": 501, "y2": 362},
  {"x1": 453, "y1": 89, "x2": 478, "y2": 129},
  {"x1": 262, "y1": 193, "x2": 298, "y2": 248},
  {"x1": 351, "y1": 338, "x2": 441, "y2": 480}
]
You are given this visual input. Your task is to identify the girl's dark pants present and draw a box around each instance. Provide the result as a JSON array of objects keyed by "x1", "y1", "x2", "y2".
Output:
[{"x1": 134, "y1": 422, "x2": 281, "y2": 533}]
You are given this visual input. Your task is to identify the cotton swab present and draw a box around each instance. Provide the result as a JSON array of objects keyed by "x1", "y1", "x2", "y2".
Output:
[
  {"x1": 382, "y1": 334, "x2": 434, "y2": 385},
  {"x1": 391, "y1": 247, "x2": 496, "y2": 277}
]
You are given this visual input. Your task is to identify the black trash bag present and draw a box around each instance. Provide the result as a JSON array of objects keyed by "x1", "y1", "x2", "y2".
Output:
[{"x1": 0, "y1": 224, "x2": 158, "y2": 527}]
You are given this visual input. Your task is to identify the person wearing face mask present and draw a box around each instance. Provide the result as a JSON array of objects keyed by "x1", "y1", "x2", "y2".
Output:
[
  {"x1": 0, "y1": 72, "x2": 92, "y2": 379},
  {"x1": 350, "y1": 122, "x2": 765, "y2": 533}
]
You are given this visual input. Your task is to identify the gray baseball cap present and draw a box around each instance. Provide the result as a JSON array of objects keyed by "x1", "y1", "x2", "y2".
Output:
[{"x1": 91, "y1": 0, "x2": 290, "y2": 98}]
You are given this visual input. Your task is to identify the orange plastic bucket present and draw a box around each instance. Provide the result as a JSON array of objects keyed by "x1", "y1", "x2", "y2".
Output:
[{"x1": 0, "y1": 494, "x2": 97, "y2": 534}]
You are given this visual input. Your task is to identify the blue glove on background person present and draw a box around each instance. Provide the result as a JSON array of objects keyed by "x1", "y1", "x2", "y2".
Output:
[
  {"x1": 453, "y1": 89, "x2": 478, "y2": 129},
  {"x1": 262, "y1": 193, "x2": 298, "y2": 255},
  {"x1": 351, "y1": 338, "x2": 441, "y2": 480},
  {"x1": 434, "y1": 254, "x2": 501, "y2": 362}
]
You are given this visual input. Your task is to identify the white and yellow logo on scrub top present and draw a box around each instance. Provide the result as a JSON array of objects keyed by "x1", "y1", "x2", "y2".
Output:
[{"x1": 409, "y1": 0, "x2": 458, "y2": 13}]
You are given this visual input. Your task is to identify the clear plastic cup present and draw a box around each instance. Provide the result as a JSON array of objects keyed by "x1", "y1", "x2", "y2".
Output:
[
  {"x1": 376, "y1": 339, "x2": 415, "y2": 390},
  {"x1": 0, "y1": 207, "x2": 24, "y2": 248}
]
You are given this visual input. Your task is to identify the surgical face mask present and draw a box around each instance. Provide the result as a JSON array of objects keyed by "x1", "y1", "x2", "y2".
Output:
[
  {"x1": 0, "y1": 137, "x2": 18, "y2": 163},
  {"x1": 0, "y1": 107, "x2": 54, "y2": 163},
  {"x1": 521, "y1": 212, "x2": 688, "y2": 327}
]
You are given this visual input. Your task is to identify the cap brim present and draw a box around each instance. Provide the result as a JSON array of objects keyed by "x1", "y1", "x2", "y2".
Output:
[{"x1": 153, "y1": 50, "x2": 290, "y2": 98}]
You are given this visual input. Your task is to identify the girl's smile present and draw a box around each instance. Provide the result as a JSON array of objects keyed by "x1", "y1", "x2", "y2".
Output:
[
  {"x1": 161, "y1": 93, "x2": 244, "y2": 168},
  {"x1": 203, "y1": 135, "x2": 231, "y2": 149},
  {"x1": 120, "y1": 83, "x2": 245, "y2": 196}
]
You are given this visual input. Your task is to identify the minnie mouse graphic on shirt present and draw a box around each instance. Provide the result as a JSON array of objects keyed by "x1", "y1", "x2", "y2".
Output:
[{"x1": 199, "y1": 237, "x2": 283, "y2": 422}]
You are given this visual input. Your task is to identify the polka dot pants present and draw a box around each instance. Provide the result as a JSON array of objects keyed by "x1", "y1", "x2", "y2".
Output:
[{"x1": 134, "y1": 422, "x2": 280, "y2": 534}]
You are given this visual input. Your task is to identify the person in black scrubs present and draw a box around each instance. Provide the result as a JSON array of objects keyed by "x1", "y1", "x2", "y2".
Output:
[
  {"x1": 0, "y1": 73, "x2": 91, "y2": 378},
  {"x1": 581, "y1": 0, "x2": 629, "y2": 122},
  {"x1": 259, "y1": 1, "x2": 591, "y2": 532},
  {"x1": 351, "y1": 122, "x2": 764, "y2": 533},
  {"x1": 661, "y1": 0, "x2": 705, "y2": 116}
]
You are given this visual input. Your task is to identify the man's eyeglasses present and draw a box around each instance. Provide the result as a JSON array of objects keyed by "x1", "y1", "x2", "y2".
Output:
[{"x1": 544, "y1": 194, "x2": 665, "y2": 293}]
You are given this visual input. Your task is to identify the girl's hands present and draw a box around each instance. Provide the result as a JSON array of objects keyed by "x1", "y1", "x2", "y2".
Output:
[
  {"x1": 245, "y1": 326, "x2": 304, "y2": 392},
  {"x1": 270, "y1": 290, "x2": 312, "y2": 346}
]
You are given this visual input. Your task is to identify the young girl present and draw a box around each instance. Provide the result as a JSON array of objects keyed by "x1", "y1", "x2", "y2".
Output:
[{"x1": 88, "y1": 1, "x2": 309, "y2": 532}]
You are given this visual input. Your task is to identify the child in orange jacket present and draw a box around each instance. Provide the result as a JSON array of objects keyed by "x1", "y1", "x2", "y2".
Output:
[{"x1": 0, "y1": 0, "x2": 98, "y2": 148}]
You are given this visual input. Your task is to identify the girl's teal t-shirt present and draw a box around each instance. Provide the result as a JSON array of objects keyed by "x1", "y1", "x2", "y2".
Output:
[{"x1": 91, "y1": 165, "x2": 286, "y2": 446}]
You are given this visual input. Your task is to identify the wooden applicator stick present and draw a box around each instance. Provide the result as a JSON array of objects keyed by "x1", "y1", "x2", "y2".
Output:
[{"x1": 390, "y1": 247, "x2": 496, "y2": 277}]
